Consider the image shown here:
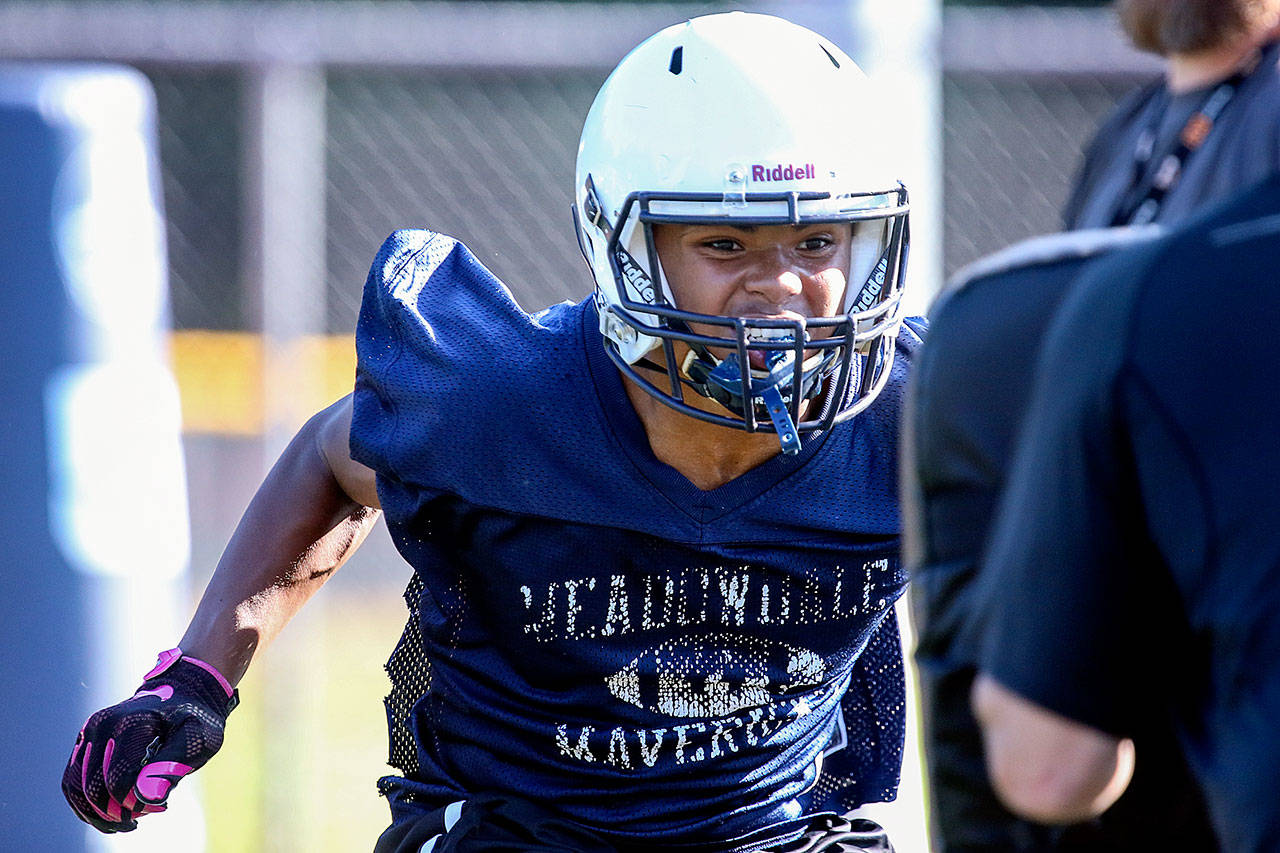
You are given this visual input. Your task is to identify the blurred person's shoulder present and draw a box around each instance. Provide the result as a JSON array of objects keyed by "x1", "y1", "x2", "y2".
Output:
[
  {"x1": 1059, "y1": 176, "x2": 1280, "y2": 361},
  {"x1": 1139, "y1": 174, "x2": 1280, "y2": 298},
  {"x1": 911, "y1": 228, "x2": 1162, "y2": 457},
  {"x1": 1235, "y1": 37, "x2": 1280, "y2": 134},
  {"x1": 939, "y1": 227, "x2": 1162, "y2": 308},
  {"x1": 925, "y1": 227, "x2": 1163, "y2": 357},
  {"x1": 1082, "y1": 77, "x2": 1166, "y2": 162}
]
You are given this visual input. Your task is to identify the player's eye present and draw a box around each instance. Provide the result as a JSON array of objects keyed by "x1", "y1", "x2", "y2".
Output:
[
  {"x1": 798, "y1": 235, "x2": 834, "y2": 251},
  {"x1": 701, "y1": 238, "x2": 742, "y2": 253}
]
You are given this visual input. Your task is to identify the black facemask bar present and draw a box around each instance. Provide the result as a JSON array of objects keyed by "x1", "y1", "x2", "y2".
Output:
[{"x1": 581, "y1": 183, "x2": 910, "y2": 446}]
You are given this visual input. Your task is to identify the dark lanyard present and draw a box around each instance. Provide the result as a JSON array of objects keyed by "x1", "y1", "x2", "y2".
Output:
[{"x1": 1109, "y1": 63, "x2": 1254, "y2": 227}]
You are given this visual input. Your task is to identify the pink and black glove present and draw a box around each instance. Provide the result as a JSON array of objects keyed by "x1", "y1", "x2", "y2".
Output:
[{"x1": 62, "y1": 648, "x2": 239, "y2": 833}]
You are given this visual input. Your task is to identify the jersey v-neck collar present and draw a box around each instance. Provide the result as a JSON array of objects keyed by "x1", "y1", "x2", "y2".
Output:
[{"x1": 580, "y1": 301, "x2": 830, "y2": 525}]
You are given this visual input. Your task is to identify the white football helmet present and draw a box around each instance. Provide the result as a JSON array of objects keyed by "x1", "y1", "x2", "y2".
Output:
[{"x1": 574, "y1": 12, "x2": 909, "y2": 454}]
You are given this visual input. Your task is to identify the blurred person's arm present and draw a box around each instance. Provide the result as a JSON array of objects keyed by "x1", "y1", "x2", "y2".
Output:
[
  {"x1": 971, "y1": 673, "x2": 1134, "y2": 824},
  {"x1": 178, "y1": 393, "x2": 380, "y2": 686}
]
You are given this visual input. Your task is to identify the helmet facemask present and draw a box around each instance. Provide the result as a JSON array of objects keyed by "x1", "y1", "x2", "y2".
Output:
[{"x1": 576, "y1": 179, "x2": 910, "y2": 455}]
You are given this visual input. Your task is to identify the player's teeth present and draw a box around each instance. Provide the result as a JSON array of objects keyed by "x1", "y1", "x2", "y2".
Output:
[
  {"x1": 744, "y1": 326, "x2": 812, "y2": 343},
  {"x1": 745, "y1": 330, "x2": 799, "y2": 344}
]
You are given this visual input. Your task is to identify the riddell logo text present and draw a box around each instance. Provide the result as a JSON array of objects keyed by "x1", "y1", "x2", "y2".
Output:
[{"x1": 752, "y1": 163, "x2": 816, "y2": 182}]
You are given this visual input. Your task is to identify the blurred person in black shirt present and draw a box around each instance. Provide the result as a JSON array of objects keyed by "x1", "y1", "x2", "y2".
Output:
[
  {"x1": 973, "y1": 176, "x2": 1280, "y2": 853},
  {"x1": 902, "y1": 225, "x2": 1218, "y2": 853}
]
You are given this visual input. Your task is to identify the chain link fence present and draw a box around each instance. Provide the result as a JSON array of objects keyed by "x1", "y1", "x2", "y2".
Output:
[
  {"x1": 325, "y1": 69, "x2": 605, "y2": 329},
  {"x1": 942, "y1": 72, "x2": 1142, "y2": 276},
  {"x1": 149, "y1": 65, "x2": 607, "y2": 332},
  {"x1": 148, "y1": 69, "x2": 246, "y2": 328},
  {"x1": 133, "y1": 17, "x2": 1157, "y2": 335},
  {"x1": 153, "y1": 69, "x2": 1150, "y2": 329},
  {"x1": 1, "y1": 0, "x2": 1166, "y2": 324}
]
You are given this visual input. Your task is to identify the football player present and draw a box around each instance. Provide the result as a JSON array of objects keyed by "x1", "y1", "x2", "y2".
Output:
[{"x1": 62, "y1": 13, "x2": 923, "y2": 852}]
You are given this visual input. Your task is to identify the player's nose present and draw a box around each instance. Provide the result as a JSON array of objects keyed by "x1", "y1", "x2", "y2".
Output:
[{"x1": 744, "y1": 252, "x2": 805, "y2": 302}]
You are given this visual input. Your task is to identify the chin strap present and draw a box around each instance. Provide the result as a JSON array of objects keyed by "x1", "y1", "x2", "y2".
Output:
[
  {"x1": 682, "y1": 344, "x2": 829, "y2": 456},
  {"x1": 691, "y1": 349, "x2": 801, "y2": 455},
  {"x1": 631, "y1": 333, "x2": 834, "y2": 456}
]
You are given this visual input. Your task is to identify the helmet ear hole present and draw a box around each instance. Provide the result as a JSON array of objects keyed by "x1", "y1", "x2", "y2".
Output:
[
  {"x1": 571, "y1": 203, "x2": 596, "y2": 267},
  {"x1": 582, "y1": 186, "x2": 601, "y2": 224}
]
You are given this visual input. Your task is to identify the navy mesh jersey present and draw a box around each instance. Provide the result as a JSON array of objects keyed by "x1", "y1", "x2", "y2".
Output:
[{"x1": 350, "y1": 230, "x2": 922, "y2": 851}]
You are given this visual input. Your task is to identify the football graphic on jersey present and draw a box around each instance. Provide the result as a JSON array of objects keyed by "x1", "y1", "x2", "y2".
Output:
[{"x1": 605, "y1": 633, "x2": 827, "y2": 718}]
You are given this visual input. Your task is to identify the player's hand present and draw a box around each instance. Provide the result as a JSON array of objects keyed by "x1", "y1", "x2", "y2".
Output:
[{"x1": 62, "y1": 648, "x2": 239, "y2": 833}]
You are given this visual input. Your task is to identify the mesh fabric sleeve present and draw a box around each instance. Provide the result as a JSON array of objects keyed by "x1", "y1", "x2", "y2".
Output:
[
  {"x1": 348, "y1": 229, "x2": 533, "y2": 488},
  {"x1": 349, "y1": 230, "x2": 449, "y2": 481}
]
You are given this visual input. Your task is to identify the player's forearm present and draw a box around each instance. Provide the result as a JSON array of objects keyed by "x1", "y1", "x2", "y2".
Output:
[
  {"x1": 972, "y1": 673, "x2": 1135, "y2": 824},
  {"x1": 178, "y1": 412, "x2": 381, "y2": 685}
]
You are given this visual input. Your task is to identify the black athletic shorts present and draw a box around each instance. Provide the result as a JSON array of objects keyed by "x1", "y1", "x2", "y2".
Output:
[{"x1": 373, "y1": 795, "x2": 894, "y2": 853}]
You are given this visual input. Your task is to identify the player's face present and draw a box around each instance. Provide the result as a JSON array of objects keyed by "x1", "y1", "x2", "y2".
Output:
[{"x1": 652, "y1": 222, "x2": 852, "y2": 368}]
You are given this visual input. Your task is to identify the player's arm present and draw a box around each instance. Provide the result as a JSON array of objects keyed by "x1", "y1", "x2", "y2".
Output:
[
  {"x1": 178, "y1": 392, "x2": 380, "y2": 684},
  {"x1": 63, "y1": 393, "x2": 381, "y2": 832},
  {"x1": 971, "y1": 673, "x2": 1135, "y2": 825}
]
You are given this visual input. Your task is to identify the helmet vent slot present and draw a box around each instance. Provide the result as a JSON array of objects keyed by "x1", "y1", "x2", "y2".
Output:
[
  {"x1": 819, "y1": 44, "x2": 840, "y2": 69},
  {"x1": 669, "y1": 46, "x2": 684, "y2": 75}
]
